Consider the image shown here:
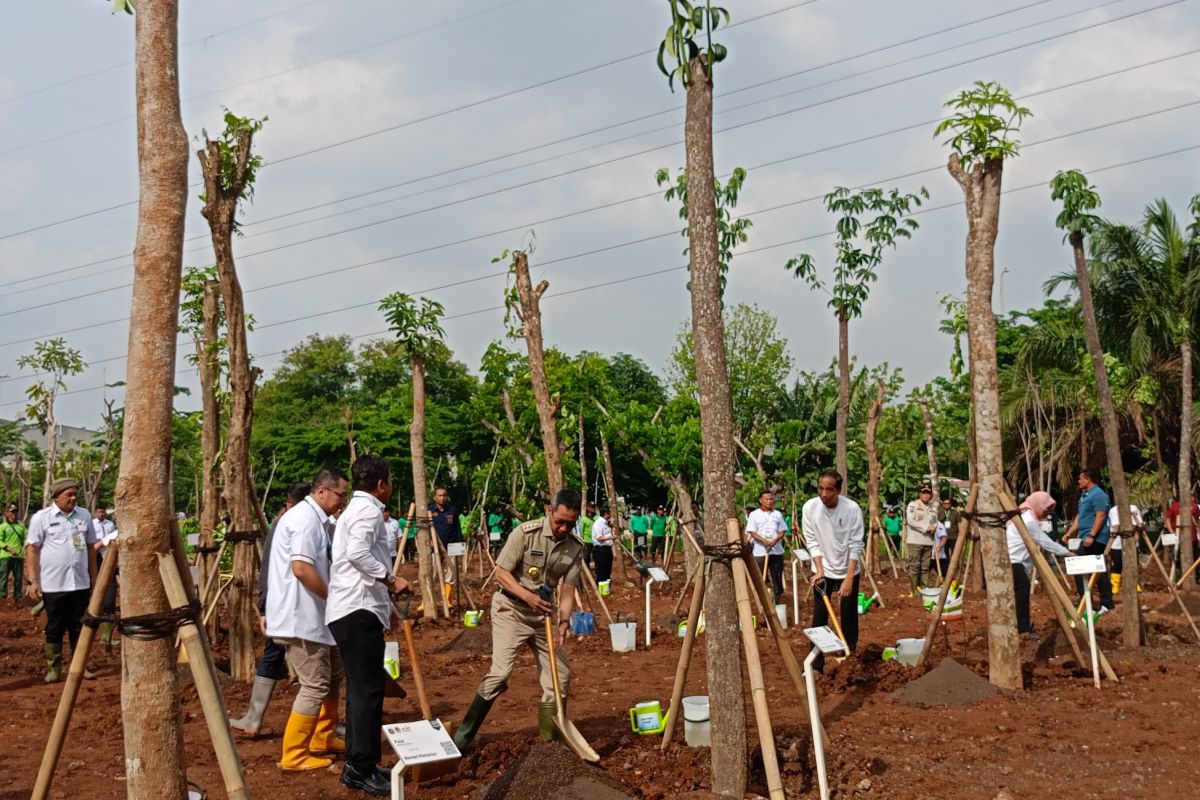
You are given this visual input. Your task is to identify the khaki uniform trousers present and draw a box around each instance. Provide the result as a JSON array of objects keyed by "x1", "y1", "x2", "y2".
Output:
[
  {"x1": 477, "y1": 590, "x2": 569, "y2": 703},
  {"x1": 277, "y1": 637, "x2": 343, "y2": 717}
]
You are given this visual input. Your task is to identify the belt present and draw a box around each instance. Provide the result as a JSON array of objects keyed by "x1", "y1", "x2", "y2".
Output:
[{"x1": 499, "y1": 588, "x2": 532, "y2": 608}]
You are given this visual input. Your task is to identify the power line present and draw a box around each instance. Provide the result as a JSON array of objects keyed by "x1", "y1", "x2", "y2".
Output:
[
  {"x1": 0, "y1": 0, "x2": 336, "y2": 105},
  {"x1": 3, "y1": 0, "x2": 1159, "y2": 244},
  {"x1": 1, "y1": 0, "x2": 1184, "y2": 303},
  {"x1": 4, "y1": 131, "x2": 1197, "y2": 400},
  {"x1": 1, "y1": 71, "x2": 1196, "y2": 340}
]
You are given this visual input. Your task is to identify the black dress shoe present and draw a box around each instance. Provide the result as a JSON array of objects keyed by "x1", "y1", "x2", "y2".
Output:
[{"x1": 341, "y1": 762, "x2": 390, "y2": 796}]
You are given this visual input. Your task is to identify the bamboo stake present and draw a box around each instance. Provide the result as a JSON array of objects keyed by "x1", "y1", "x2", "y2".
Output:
[
  {"x1": 1140, "y1": 531, "x2": 1200, "y2": 643},
  {"x1": 579, "y1": 562, "x2": 613, "y2": 625},
  {"x1": 158, "y1": 552, "x2": 249, "y2": 800},
  {"x1": 661, "y1": 561, "x2": 704, "y2": 749},
  {"x1": 199, "y1": 537, "x2": 229, "y2": 616},
  {"x1": 392, "y1": 502, "x2": 416, "y2": 573},
  {"x1": 427, "y1": 515, "x2": 451, "y2": 618},
  {"x1": 1073, "y1": 535, "x2": 1119, "y2": 617},
  {"x1": 1000, "y1": 492, "x2": 1117, "y2": 683},
  {"x1": 727, "y1": 520, "x2": 784, "y2": 800},
  {"x1": 32, "y1": 541, "x2": 121, "y2": 800},
  {"x1": 877, "y1": 517, "x2": 900, "y2": 578},
  {"x1": 671, "y1": 558, "x2": 703, "y2": 617},
  {"x1": 1175, "y1": 553, "x2": 1200, "y2": 587},
  {"x1": 917, "y1": 486, "x2": 977, "y2": 667},
  {"x1": 862, "y1": 566, "x2": 885, "y2": 609}
]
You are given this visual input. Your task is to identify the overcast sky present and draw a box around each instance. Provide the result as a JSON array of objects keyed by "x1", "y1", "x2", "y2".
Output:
[{"x1": 1, "y1": 0, "x2": 1198, "y2": 428}]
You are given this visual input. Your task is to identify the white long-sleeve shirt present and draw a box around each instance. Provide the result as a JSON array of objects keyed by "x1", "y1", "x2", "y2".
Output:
[
  {"x1": 326, "y1": 491, "x2": 393, "y2": 630},
  {"x1": 1107, "y1": 504, "x2": 1142, "y2": 552},
  {"x1": 801, "y1": 495, "x2": 864, "y2": 579},
  {"x1": 591, "y1": 516, "x2": 614, "y2": 546},
  {"x1": 1006, "y1": 509, "x2": 1070, "y2": 573}
]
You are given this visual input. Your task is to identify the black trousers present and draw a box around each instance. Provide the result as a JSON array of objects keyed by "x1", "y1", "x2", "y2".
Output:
[
  {"x1": 651, "y1": 537, "x2": 666, "y2": 559},
  {"x1": 329, "y1": 610, "x2": 386, "y2": 771},
  {"x1": 257, "y1": 637, "x2": 289, "y2": 680},
  {"x1": 583, "y1": 543, "x2": 593, "y2": 568},
  {"x1": 96, "y1": 554, "x2": 118, "y2": 614},
  {"x1": 754, "y1": 554, "x2": 785, "y2": 602},
  {"x1": 1109, "y1": 549, "x2": 1124, "y2": 574},
  {"x1": 810, "y1": 574, "x2": 860, "y2": 671},
  {"x1": 1011, "y1": 564, "x2": 1032, "y2": 634},
  {"x1": 1072, "y1": 539, "x2": 1114, "y2": 609},
  {"x1": 43, "y1": 589, "x2": 90, "y2": 648},
  {"x1": 593, "y1": 547, "x2": 613, "y2": 583}
]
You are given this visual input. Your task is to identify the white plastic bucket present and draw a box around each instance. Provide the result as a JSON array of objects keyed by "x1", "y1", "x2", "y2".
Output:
[
  {"x1": 894, "y1": 637, "x2": 925, "y2": 665},
  {"x1": 610, "y1": 616, "x2": 637, "y2": 652},
  {"x1": 775, "y1": 604, "x2": 788, "y2": 630},
  {"x1": 682, "y1": 695, "x2": 710, "y2": 747}
]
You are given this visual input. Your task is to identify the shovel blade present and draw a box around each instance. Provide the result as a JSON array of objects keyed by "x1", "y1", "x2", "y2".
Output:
[{"x1": 554, "y1": 716, "x2": 599, "y2": 763}]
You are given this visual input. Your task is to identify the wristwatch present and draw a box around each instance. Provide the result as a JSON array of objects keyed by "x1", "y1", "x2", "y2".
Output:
[{"x1": 380, "y1": 573, "x2": 396, "y2": 587}]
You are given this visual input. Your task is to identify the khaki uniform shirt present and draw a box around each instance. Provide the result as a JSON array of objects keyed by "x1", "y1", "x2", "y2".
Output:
[
  {"x1": 905, "y1": 499, "x2": 938, "y2": 547},
  {"x1": 495, "y1": 517, "x2": 583, "y2": 597}
]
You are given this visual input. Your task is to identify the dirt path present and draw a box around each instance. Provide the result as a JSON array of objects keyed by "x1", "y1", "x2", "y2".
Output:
[{"x1": 2, "y1": 564, "x2": 1197, "y2": 799}]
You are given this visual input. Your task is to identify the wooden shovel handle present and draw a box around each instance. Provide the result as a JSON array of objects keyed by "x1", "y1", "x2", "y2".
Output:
[{"x1": 544, "y1": 615, "x2": 566, "y2": 721}]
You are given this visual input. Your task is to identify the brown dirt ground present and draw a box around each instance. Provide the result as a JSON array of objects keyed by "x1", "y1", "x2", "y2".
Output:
[{"x1": 3, "y1": 560, "x2": 1199, "y2": 799}]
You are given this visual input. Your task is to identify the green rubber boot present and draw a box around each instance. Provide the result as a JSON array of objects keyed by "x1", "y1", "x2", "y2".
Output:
[
  {"x1": 99, "y1": 621, "x2": 115, "y2": 654},
  {"x1": 537, "y1": 702, "x2": 559, "y2": 742},
  {"x1": 452, "y1": 693, "x2": 495, "y2": 752},
  {"x1": 44, "y1": 643, "x2": 62, "y2": 683}
]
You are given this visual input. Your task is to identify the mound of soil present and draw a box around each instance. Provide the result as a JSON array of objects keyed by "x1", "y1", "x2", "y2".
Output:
[
  {"x1": 436, "y1": 624, "x2": 494, "y2": 655},
  {"x1": 821, "y1": 643, "x2": 918, "y2": 693},
  {"x1": 480, "y1": 742, "x2": 634, "y2": 800},
  {"x1": 892, "y1": 658, "x2": 1000, "y2": 707},
  {"x1": 1156, "y1": 592, "x2": 1200, "y2": 616}
]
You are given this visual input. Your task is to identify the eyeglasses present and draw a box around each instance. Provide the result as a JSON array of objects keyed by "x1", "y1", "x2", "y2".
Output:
[{"x1": 549, "y1": 514, "x2": 576, "y2": 531}]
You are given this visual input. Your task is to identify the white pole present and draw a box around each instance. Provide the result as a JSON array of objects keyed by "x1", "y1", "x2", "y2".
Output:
[
  {"x1": 645, "y1": 579, "x2": 652, "y2": 648},
  {"x1": 390, "y1": 758, "x2": 406, "y2": 800},
  {"x1": 791, "y1": 558, "x2": 800, "y2": 626},
  {"x1": 803, "y1": 649, "x2": 829, "y2": 800},
  {"x1": 1083, "y1": 590, "x2": 1100, "y2": 689}
]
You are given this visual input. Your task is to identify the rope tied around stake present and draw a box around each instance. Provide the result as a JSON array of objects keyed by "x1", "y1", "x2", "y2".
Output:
[
  {"x1": 222, "y1": 529, "x2": 264, "y2": 544},
  {"x1": 960, "y1": 508, "x2": 1021, "y2": 527},
  {"x1": 82, "y1": 600, "x2": 201, "y2": 641},
  {"x1": 701, "y1": 541, "x2": 751, "y2": 564}
]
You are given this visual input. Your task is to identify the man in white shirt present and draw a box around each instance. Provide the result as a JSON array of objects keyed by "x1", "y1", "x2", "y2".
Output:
[
  {"x1": 590, "y1": 506, "x2": 615, "y2": 584},
  {"x1": 747, "y1": 489, "x2": 789, "y2": 603},
  {"x1": 326, "y1": 455, "x2": 412, "y2": 796},
  {"x1": 802, "y1": 469, "x2": 865, "y2": 671},
  {"x1": 91, "y1": 505, "x2": 119, "y2": 649},
  {"x1": 382, "y1": 508, "x2": 401, "y2": 563},
  {"x1": 1107, "y1": 502, "x2": 1143, "y2": 595},
  {"x1": 25, "y1": 478, "x2": 97, "y2": 683},
  {"x1": 267, "y1": 467, "x2": 349, "y2": 772}
]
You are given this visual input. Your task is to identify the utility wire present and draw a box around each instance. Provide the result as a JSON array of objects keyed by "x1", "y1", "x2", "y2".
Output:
[
  {"x1": 0, "y1": 0, "x2": 1185, "y2": 303},
  {"x1": 1, "y1": 40, "x2": 1194, "y2": 324},
  {"x1": 3, "y1": 135, "x2": 1196, "y2": 399},
  {"x1": 0, "y1": 0, "x2": 1169, "y2": 243}
]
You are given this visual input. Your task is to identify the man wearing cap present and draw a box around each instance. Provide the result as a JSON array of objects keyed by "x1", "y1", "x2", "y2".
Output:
[
  {"x1": 91, "y1": 505, "x2": 119, "y2": 649},
  {"x1": 905, "y1": 484, "x2": 939, "y2": 590},
  {"x1": 25, "y1": 478, "x2": 97, "y2": 682},
  {"x1": 453, "y1": 488, "x2": 583, "y2": 752},
  {"x1": 0, "y1": 504, "x2": 27, "y2": 602}
]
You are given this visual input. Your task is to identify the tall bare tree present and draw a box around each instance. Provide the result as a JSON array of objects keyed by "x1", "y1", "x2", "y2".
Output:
[
  {"x1": 198, "y1": 111, "x2": 266, "y2": 681},
  {"x1": 658, "y1": 2, "x2": 748, "y2": 793},
  {"x1": 17, "y1": 338, "x2": 85, "y2": 506},
  {"x1": 864, "y1": 380, "x2": 886, "y2": 571},
  {"x1": 938, "y1": 81, "x2": 1029, "y2": 689},
  {"x1": 919, "y1": 396, "x2": 940, "y2": 505},
  {"x1": 381, "y1": 292, "x2": 446, "y2": 618},
  {"x1": 1050, "y1": 169, "x2": 1141, "y2": 644},
  {"x1": 113, "y1": 0, "x2": 190, "y2": 794}
]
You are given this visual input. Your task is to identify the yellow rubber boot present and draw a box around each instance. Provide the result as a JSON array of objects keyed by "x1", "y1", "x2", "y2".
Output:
[
  {"x1": 1110, "y1": 573, "x2": 1122, "y2": 595},
  {"x1": 309, "y1": 698, "x2": 345, "y2": 756},
  {"x1": 280, "y1": 711, "x2": 333, "y2": 772},
  {"x1": 444, "y1": 582, "x2": 453, "y2": 605}
]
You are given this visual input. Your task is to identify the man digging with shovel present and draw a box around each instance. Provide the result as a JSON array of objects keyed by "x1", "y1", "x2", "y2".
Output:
[{"x1": 453, "y1": 488, "x2": 590, "y2": 756}]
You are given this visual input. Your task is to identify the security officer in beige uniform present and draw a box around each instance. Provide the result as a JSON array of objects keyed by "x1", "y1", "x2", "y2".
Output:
[{"x1": 453, "y1": 488, "x2": 583, "y2": 750}]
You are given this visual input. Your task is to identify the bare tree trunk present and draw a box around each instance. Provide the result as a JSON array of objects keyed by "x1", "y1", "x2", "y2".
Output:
[
  {"x1": 578, "y1": 408, "x2": 588, "y2": 495},
  {"x1": 685, "y1": 56, "x2": 747, "y2": 796},
  {"x1": 197, "y1": 279, "x2": 222, "y2": 639},
  {"x1": 117, "y1": 1, "x2": 190, "y2": 792},
  {"x1": 836, "y1": 310, "x2": 850, "y2": 479},
  {"x1": 1072, "y1": 234, "x2": 1141, "y2": 642},
  {"x1": 41, "y1": 395, "x2": 59, "y2": 507},
  {"x1": 511, "y1": 251, "x2": 563, "y2": 497},
  {"x1": 410, "y1": 354, "x2": 439, "y2": 618},
  {"x1": 948, "y1": 153, "x2": 1021, "y2": 690},
  {"x1": 86, "y1": 400, "x2": 119, "y2": 513},
  {"x1": 600, "y1": 431, "x2": 627, "y2": 584},
  {"x1": 199, "y1": 125, "x2": 262, "y2": 682},
  {"x1": 865, "y1": 380, "x2": 885, "y2": 573},
  {"x1": 1152, "y1": 410, "x2": 1173, "y2": 518},
  {"x1": 921, "y1": 398, "x2": 940, "y2": 505},
  {"x1": 1180, "y1": 336, "x2": 1195, "y2": 590},
  {"x1": 343, "y1": 406, "x2": 357, "y2": 464}
]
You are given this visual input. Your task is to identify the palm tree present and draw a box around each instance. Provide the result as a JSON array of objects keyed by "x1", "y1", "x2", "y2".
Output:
[{"x1": 1085, "y1": 198, "x2": 1200, "y2": 588}]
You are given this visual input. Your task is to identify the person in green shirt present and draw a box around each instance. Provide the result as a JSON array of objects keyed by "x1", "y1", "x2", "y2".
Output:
[
  {"x1": 0, "y1": 504, "x2": 26, "y2": 601},
  {"x1": 578, "y1": 502, "x2": 595, "y2": 568},
  {"x1": 882, "y1": 507, "x2": 903, "y2": 554},
  {"x1": 487, "y1": 508, "x2": 507, "y2": 557},
  {"x1": 629, "y1": 508, "x2": 651, "y2": 558},
  {"x1": 649, "y1": 506, "x2": 668, "y2": 562}
]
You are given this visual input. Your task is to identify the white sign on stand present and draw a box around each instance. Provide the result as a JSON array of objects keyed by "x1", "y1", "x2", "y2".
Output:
[
  {"x1": 644, "y1": 568, "x2": 670, "y2": 648},
  {"x1": 803, "y1": 626, "x2": 846, "y2": 654},
  {"x1": 800, "y1": 628, "x2": 837, "y2": 800},
  {"x1": 1065, "y1": 555, "x2": 1106, "y2": 575},
  {"x1": 793, "y1": 548, "x2": 812, "y2": 562},
  {"x1": 1064, "y1": 556, "x2": 1105, "y2": 690},
  {"x1": 446, "y1": 542, "x2": 467, "y2": 557},
  {"x1": 383, "y1": 719, "x2": 460, "y2": 800},
  {"x1": 1161, "y1": 533, "x2": 1180, "y2": 546},
  {"x1": 647, "y1": 566, "x2": 669, "y2": 583}
]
